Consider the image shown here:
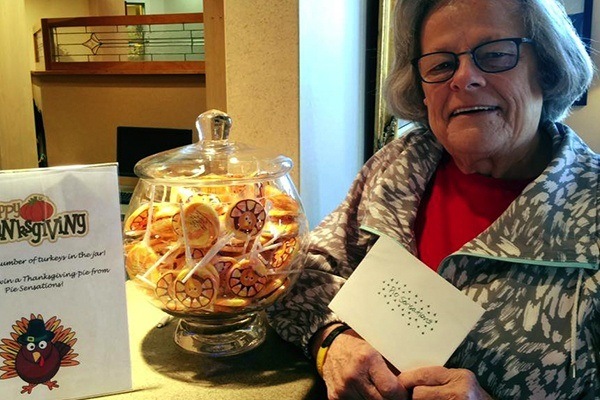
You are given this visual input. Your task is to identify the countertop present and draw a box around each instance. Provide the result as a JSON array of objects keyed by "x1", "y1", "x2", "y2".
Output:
[{"x1": 98, "y1": 283, "x2": 327, "y2": 399}]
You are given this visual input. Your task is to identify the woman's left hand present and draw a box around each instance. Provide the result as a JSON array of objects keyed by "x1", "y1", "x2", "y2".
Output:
[{"x1": 398, "y1": 366, "x2": 493, "y2": 399}]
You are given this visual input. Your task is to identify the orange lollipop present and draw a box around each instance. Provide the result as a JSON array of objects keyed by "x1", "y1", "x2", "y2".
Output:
[
  {"x1": 124, "y1": 203, "x2": 150, "y2": 233},
  {"x1": 149, "y1": 203, "x2": 179, "y2": 239},
  {"x1": 226, "y1": 199, "x2": 266, "y2": 239},
  {"x1": 174, "y1": 268, "x2": 218, "y2": 310},
  {"x1": 181, "y1": 201, "x2": 220, "y2": 247},
  {"x1": 186, "y1": 193, "x2": 228, "y2": 215},
  {"x1": 155, "y1": 271, "x2": 185, "y2": 312},
  {"x1": 258, "y1": 277, "x2": 290, "y2": 305},
  {"x1": 226, "y1": 258, "x2": 267, "y2": 298},
  {"x1": 265, "y1": 186, "x2": 300, "y2": 218},
  {"x1": 212, "y1": 256, "x2": 238, "y2": 287},
  {"x1": 125, "y1": 241, "x2": 159, "y2": 279},
  {"x1": 125, "y1": 202, "x2": 180, "y2": 243},
  {"x1": 261, "y1": 219, "x2": 299, "y2": 240},
  {"x1": 214, "y1": 297, "x2": 251, "y2": 312},
  {"x1": 270, "y1": 237, "x2": 300, "y2": 270}
]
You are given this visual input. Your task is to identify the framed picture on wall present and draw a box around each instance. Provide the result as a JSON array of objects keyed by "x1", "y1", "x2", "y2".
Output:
[
  {"x1": 561, "y1": 0, "x2": 594, "y2": 106},
  {"x1": 125, "y1": 2, "x2": 145, "y2": 16}
]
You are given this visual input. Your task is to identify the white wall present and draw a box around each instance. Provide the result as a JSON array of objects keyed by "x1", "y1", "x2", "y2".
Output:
[
  {"x1": 164, "y1": 0, "x2": 202, "y2": 14},
  {"x1": 128, "y1": 0, "x2": 202, "y2": 15},
  {"x1": 141, "y1": 0, "x2": 166, "y2": 14},
  {"x1": 564, "y1": 2, "x2": 600, "y2": 152},
  {"x1": 300, "y1": 1, "x2": 366, "y2": 228}
]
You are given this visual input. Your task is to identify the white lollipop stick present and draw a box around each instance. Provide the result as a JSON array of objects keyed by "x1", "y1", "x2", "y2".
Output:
[
  {"x1": 142, "y1": 242, "x2": 182, "y2": 278},
  {"x1": 142, "y1": 186, "x2": 156, "y2": 245},
  {"x1": 135, "y1": 274, "x2": 155, "y2": 288},
  {"x1": 182, "y1": 232, "x2": 235, "y2": 283}
]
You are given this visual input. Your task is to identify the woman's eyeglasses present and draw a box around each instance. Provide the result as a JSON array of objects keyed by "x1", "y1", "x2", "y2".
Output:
[{"x1": 413, "y1": 37, "x2": 534, "y2": 84}]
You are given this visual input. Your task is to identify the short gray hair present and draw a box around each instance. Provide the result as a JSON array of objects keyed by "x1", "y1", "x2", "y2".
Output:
[{"x1": 385, "y1": 0, "x2": 595, "y2": 123}]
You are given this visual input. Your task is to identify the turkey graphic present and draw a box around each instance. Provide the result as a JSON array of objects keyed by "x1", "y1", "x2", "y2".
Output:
[{"x1": 0, "y1": 314, "x2": 79, "y2": 394}]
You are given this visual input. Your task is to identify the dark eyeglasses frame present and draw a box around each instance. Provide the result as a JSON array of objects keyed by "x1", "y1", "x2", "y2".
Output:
[{"x1": 412, "y1": 37, "x2": 535, "y2": 84}]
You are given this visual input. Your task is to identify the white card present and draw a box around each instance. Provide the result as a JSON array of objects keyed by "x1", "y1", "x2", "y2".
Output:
[
  {"x1": 0, "y1": 164, "x2": 132, "y2": 400},
  {"x1": 329, "y1": 233, "x2": 485, "y2": 371}
]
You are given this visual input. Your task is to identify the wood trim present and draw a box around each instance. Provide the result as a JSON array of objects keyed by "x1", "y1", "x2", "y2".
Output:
[
  {"x1": 41, "y1": 18, "x2": 53, "y2": 71},
  {"x1": 203, "y1": 0, "x2": 227, "y2": 111},
  {"x1": 41, "y1": 13, "x2": 203, "y2": 28},
  {"x1": 43, "y1": 61, "x2": 204, "y2": 74},
  {"x1": 31, "y1": 69, "x2": 204, "y2": 76}
]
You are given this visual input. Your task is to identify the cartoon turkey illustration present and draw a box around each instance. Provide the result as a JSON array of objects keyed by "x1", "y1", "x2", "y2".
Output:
[{"x1": 0, "y1": 314, "x2": 79, "y2": 394}]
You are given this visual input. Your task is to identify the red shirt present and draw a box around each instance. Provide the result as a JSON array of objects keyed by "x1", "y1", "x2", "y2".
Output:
[{"x1": 415, "y1": 154, "x2": 531, "y2": 271}]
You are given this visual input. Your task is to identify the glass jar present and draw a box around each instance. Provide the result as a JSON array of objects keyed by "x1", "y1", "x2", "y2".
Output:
[{"x1": 123, "y1": 110, "x2": 308, "y2": 356}]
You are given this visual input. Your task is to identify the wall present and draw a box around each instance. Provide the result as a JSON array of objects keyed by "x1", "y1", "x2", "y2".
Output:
[
  {"x1": 23, "y1": 0, "x2": 301, "y2": 193},
  {"x1": 26, "y1": 0, "x2": 90, "y2": 29},
  {"x1": 88, "y1": 0, "x2": 121, "y2": 16},
  {"x1": 7, "y1": 0, "x2": 350, "y2": 228},
  {"x1": 224, "y1": 0, "x2": 300, "y2": 185},
  {"x1": 564, "y1": 2, "x2": 600, "y2": 152},
  {"x1": 299, "y1": 1, "x2": 366, "y2": 227},
  {"x1": 24, "y1": 0, "x2": 206, "y2": 169},
  {"x1": 31, "y1": 74, "x2": 206, "y2": 167},
  {"x1": 164, "y1": 0, "x2": 203, "y2": 14},
  {"x1": 0, "y1": 1, "x2": 38, "y2": 169},
  {"x1": 87, "y1": 0, "x2": 202, "y2": 16}
]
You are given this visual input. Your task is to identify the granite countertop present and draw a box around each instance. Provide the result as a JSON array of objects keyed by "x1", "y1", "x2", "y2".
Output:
[{"x1": 99, "y1": 283, "x2": 327, "y2": 399}]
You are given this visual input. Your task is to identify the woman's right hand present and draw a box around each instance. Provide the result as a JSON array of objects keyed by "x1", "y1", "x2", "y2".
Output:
[{"x1": 321, "y1": 329, "x2": 409, "y2": 400}]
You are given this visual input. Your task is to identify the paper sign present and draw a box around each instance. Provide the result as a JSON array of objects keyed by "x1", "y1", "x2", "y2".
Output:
[
  {"x1": 0, "y1": 164, "x2": 132, "y2": 400},
  {"x1": 329, "y1": 233, "x2": 485, "y2": 372}
]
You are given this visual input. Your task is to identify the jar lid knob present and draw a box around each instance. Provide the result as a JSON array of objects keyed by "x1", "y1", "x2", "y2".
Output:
[{"x1": 195, "y1": 109, "x2": 232, "y2": 141}]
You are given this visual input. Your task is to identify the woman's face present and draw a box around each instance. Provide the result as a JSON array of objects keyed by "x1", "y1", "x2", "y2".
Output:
[{"x1": 420, "y1": 0, "x2": 544, "y2": 177}]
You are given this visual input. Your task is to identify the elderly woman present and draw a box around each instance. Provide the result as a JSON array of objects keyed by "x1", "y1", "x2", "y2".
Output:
[{"x1": 267, "y1": 0, "x2": 598, "y2": 399}]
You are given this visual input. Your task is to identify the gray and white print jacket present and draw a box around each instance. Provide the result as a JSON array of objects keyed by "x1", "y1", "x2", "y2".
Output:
[{"x1": 267, "y1": 122, "x2": 599, "y2": 399}]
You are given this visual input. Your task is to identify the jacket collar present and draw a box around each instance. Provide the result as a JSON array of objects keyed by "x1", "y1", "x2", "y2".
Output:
[
  {"x1": 456, "y1": 122, "x2": 599, "y2": 269},
  {"x1": 363, "y1": 122, "x2": 598, "y2": 269}
]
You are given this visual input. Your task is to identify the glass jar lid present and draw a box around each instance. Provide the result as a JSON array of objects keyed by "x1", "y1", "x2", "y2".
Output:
[{"x1": 134, "y1": 110, "x2": 293, "y2": 185}]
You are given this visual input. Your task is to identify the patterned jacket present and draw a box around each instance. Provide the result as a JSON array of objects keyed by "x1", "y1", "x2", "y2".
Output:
[{"x1": 267, "y1": 122, "x2": 599, "y2": 399}]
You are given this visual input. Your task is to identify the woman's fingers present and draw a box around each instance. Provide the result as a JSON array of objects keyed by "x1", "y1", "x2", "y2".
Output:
[
  {"x1": 399, "y1": 366, "x2": 492, "y2": 400},
  {"x1": 369, "y1": 361, "x2": 408, "y2": 400},
  {"x1": 323, "y1": 331, "x2": 408, "y2": 399},
  {"x1": 399, "y1": 365, "x2": 449, "y2": 386}
]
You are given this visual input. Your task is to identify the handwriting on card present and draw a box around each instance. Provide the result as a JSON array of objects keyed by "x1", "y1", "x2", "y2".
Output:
[{"x1": 378, "y1": 278, "x2": 438, "y2": 335}]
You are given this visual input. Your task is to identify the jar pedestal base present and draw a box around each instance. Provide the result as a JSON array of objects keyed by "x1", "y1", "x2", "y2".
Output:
[{"x1": 173, "y1": 312, "x2": 266, "y2": 357}]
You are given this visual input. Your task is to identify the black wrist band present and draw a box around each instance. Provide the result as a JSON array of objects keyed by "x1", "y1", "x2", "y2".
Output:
[{"x1": 320, "y1": 323, "x2": 351, "y2": 348}]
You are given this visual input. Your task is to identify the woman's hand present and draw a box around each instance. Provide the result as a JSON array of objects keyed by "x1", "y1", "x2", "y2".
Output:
[
  {"x1": 399, "y1": 366, "x2": 492, "y2": 400},
  {"x1": 321, "y1": 329, "x2": 409, "y2": 400}
]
